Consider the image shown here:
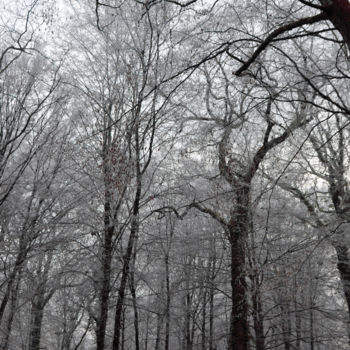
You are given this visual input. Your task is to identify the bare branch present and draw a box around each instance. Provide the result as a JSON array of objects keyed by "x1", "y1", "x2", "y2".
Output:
[{"x1": 235, "y1": 13, "x2": 327, "y2": 76}]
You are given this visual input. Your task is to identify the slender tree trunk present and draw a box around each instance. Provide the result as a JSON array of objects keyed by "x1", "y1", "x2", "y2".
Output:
[
  {"x1": 145, "y1": 312, "x2": 149, "y2": 350},
  {"x1": 183, "y1": 258, "x2": 193, "y2": 350},
  {"x1": 165, "y1": 253, "x2": 170, "y2": 350},
  {"x1": 251, "y1": 277, "x2": 265, "y2": 350},
  {"x1": 112, "y1": 104, "x2": 142, "y2": 350},
  {"x1": 280, "y1": 303, "x2": 291, "y2": 350},
  {"x1": 28, "y1": 301, "x2": 45, "y2": 350},
  {"x1": 201, "y1": 289, "x2": 207, "y2": 350},
  {"x1": 209, "y1": 243, "x2": 216, "y2": 350},
  {"x1": 112, "y1": 220, "x2": 138, "y2": 350},
  {"x1": 96, "y1": 226, "x2": 113, "y2": 350},
  {"x1": 130, "y1": 243, "x2": 140, "y2": 350},
  {"x1": 249, "y1": 228, "x2": 265, "y2": 350},
  {"x1": 294, "y1": 277, "x2": 301, "y2": 350},
  {"x1": 155, "y1": 312, "x2": 163, "y2": 350},
  {"x1": 121, "y1": 307, "x2": 125, "y2": 350},
  {"x1": 227, "y1": 186, "x2": 249, "y2": 350}
]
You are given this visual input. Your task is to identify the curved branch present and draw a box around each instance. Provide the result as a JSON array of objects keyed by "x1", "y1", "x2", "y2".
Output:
[{"x1": 235, "y1": 13, "x2": 327, "y2": 76}]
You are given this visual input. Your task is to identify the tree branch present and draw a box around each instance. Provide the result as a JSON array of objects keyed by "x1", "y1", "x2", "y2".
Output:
[{"x1": 235, "y1": 13, "x2": 327, "y2": 76}]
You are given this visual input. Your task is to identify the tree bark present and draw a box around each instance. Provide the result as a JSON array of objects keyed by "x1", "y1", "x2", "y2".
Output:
[
  {"x1": 130, "y1": 243, "x2": 140, "y2": 350},
  {"x1": 165, "y1": 253, "x2": 171, "y2": 350},
  {"x1": 319, "y1": 0, "x2": 350, "y2": 51},
  {"x1": 227, "y1": 186, "x2": 249, "y2": 350},
  {"x1": 112, "y1": 218, "x2": 138, "y2": 350},
  {"x1": 96, "y1": 224, "x2": 113, "y2": 350},
  {"x1": 0, "y1": 268, "x2": 22, "y2": 350}
]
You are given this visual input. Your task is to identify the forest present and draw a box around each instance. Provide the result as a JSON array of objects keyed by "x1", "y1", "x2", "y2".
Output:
[{"x1": 1, "y1": 0, "x2": 350, "y2": 349}]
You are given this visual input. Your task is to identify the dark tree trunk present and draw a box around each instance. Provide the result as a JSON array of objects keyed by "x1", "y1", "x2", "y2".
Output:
[
  {"x1": 28, "y1": 301, "x2": 45, "y2": 350},
  {"x1": 130, "y1": 244, "x2": 140, "y2": 350},
  {"x1": 320, "y1": 0, "x2": 350, "y2": 51},
  {"x1": 155, "y1": 311, "x2": 163, "y2": 350},
  {"x1": 252, "y1": 278, "x2": 265, "y2": 350},
  {"x1": 96, "y1": 226, "x2": 113, "y2": 350},
  {"x1": 165, "y1": 254, "x2": 170, "y2": 350},
  {"x1": 112, "y1": 220, "x2": 138, "y2": 350},
  {"x1": 209, "y1": 240, "x2": 216, "y2": 350},
  {"x1": 280, "y1": 303, "x2": 291, "y2": 350},
  {"x1": 201, "y1": 290, "x2": 207, "y2": 350},
  {"x1": 0, "y1": 269, "x2": 22, "y2": 349},
  {"x1": 227, "y1": 186, "x2": 249, "y2": 350}
]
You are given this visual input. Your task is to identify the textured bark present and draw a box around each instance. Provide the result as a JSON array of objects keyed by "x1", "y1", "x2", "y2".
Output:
[
  {"x1": 320, "y1": 0, "x2": 350, "y2": 51},
  {"x1": 335, "y1": 244, "x2": 350, "y2": 315},
  {"x1": 227, "y1": 186, "x2": 249, "y2": 350},
  {"x1": 96, "y1": 224, "x2": 113, "y2": 350},
  {"x1": 28, "y1": 303, "x2": 45, "y2": 350}
]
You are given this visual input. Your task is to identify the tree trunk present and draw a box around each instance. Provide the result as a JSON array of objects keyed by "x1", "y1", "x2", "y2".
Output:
[
  {"x1": 183, "y1": 258, "x2": 193, "y2": 350},
  {"x1": 227, "y1": 186, "x2": 249, "y2": 350},
  {"x1": 112, "y1": 104, "x2": 142, "y2": 350},
  {"x1": 251, "y1": 277, "x2": 265, "y2": 350},
  {"x1": 294, "y1": 277, "x2": 301, "y2": 350},
  {"x1": 28, "y1": 301, "x2": 45, "y2": 350},
  {"x1": 165, "y1": 253, "x2": 170, "y2": 350},
  {"x1": 280, "y1": 303, "x2": 291, "y2": 350},
  {"x1": 130, "y1": 243, "x2": 140, "y2": 350},
  {"x1": 0, "y1": 268, "x2": 22, "y2": 349},
  {"x1": 155, "y1": 311, "x2": 162, "y2": 350},
  {"x1": 319, "y1": 0, "x2": 350, "y2": 51},
  {"x1": 201, "y1": 289, "x2": 207, "y2": 350},
  {"x1": 0, "y1": 242, "x2": 28, "y2": 324},
  {"x1": 28, "y1": 252, "x2": 54, "y2": 350},
  {"x1": 112, "y1": 220, "x2": 138, "y2": 350},
  {"x1": 96, "y1": 227, "x2": 113, "y2": 350},
  {"x1": 209, "y1": 241, "x2": 216, "y2": 350}
]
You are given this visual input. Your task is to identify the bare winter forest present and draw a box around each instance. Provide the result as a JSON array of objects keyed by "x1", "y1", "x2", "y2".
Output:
[{"x1": 3, "y1": 1, "x2": 350, "y2": 349}]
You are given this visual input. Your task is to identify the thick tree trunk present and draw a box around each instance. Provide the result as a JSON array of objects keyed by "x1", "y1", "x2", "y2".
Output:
[
  {"x1": 227, "y1": 186, "x2": 249, "y2": 350},
  {"x1": 319, "y1": 0, "x2": 350, "y2": 51}
]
